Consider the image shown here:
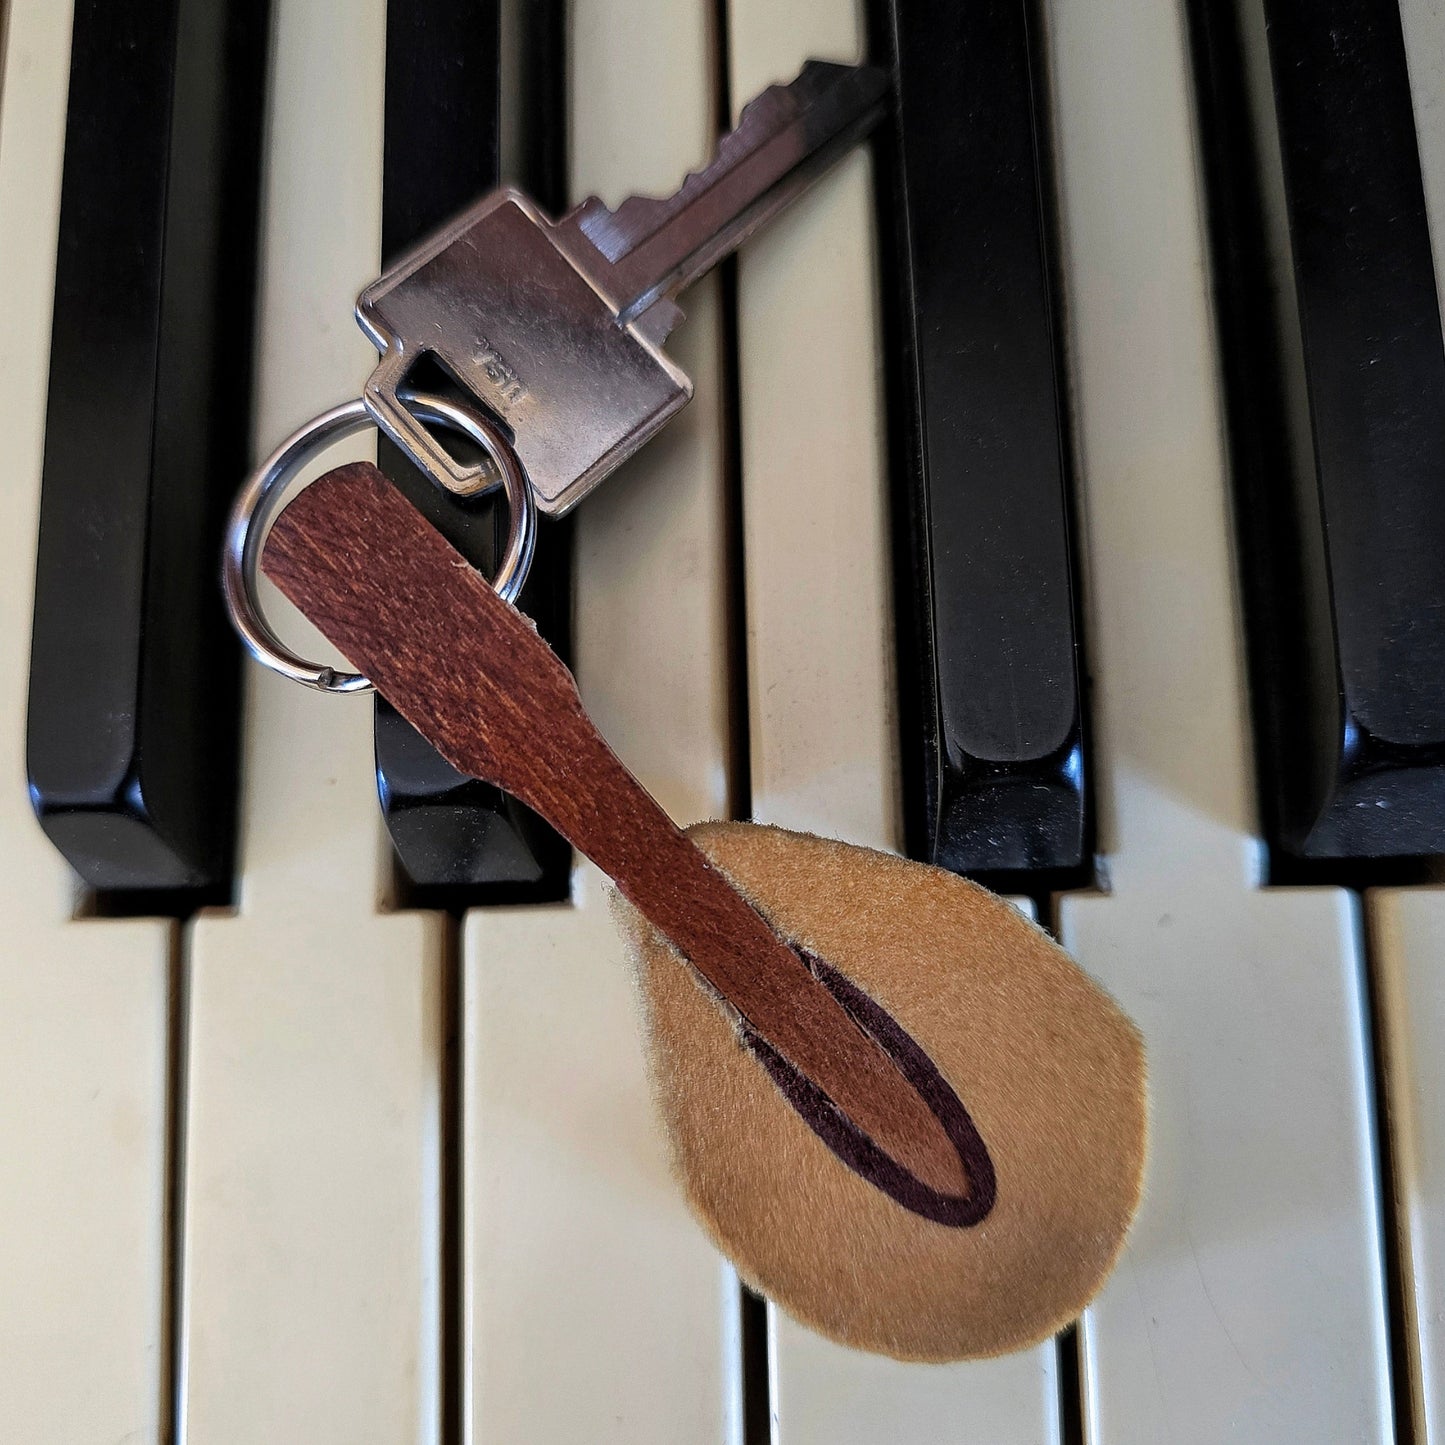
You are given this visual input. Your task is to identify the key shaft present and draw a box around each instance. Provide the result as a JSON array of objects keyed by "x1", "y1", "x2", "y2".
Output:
[{"x1": 559, "y1": 60, "x2": 887, "y2": 330}]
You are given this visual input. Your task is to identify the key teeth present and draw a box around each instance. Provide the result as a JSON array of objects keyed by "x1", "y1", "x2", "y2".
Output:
[
  {"x1": 577, "y1": 59, "x2": 888, "y2": 265},
  {"x1": 571, "y1": 195, "x2": 614, "y2": 232},
  {"x1": 731, "y1": 58, "x2": 889, "y2": 139},
  {"x1": 565, "y1": 194, "x2": 631, "y2": 264},
  {"x1": 743, "y1": 58, "x2": 872, "y2": 122}
]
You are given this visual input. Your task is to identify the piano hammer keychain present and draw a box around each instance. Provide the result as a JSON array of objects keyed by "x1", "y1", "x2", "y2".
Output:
[{"x1": 223, "y1": 61, "x2": 1147, "y2": 1363}]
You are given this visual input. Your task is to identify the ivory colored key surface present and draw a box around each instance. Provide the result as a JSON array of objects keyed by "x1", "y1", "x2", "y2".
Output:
[
  {"x1": 1046, "y1": 0, "x2": 1391, "y2": 1437},
  {"x1": 179, "y1": 0, "x2": 445, "y2": 1438},
  {"x1": 0, "y1": 4, "x2": 173, "y2": 1439},
  {"x1": 1373, "y1": 4, "x2": 1445, "y2": 1437},
  {"x1": 461, "y1": 1, "x2": 741, "y2": 1439},
  {"x1": 727, "y1": 2, "x2": 1062, "y2": 1440},
  {"x1": 1370, "y1": 892, "x2": 1445, "y2": 1443}
]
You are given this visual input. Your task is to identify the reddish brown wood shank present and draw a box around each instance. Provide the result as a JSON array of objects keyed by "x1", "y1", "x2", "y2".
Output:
[{"x1": 261, "y1": 461, "x2": 995, "y2": 1223}]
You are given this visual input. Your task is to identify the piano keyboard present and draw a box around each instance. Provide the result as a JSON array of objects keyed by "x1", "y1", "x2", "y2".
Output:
[{"x1": 2, "y1": 0, "x2": 1441, "y2": 1439}]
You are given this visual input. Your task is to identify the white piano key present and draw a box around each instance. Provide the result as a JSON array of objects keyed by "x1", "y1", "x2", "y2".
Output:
[
  {"x1": 1373, "y1": 7, "x2": 1445, "y2": 1436},
  {"x1": 0, "y1": 3, "x2": 173, "y2": 1439},
  {"x1": 1370, "y1": 890, "x2": 1445, "y2": 1443},
  {"x1": 725, "y1": 4, "x2": 1065, "y2": 1441},
  {"x1": 1044, "y1": 0, "x2": 1392, "y2": 1438},
  {"x1": 729, "y1": 32, "x2": 897, "y2": 852},
  {"x1": 178, "y1": 0, "x2": 445, "y2": 1438},
  {"x1": 751, "y1": 1178, "x2": 1062, "y2": 1441},
  {"x1": 461, "y1": 3, "x2": 741, "y2": 1439}
]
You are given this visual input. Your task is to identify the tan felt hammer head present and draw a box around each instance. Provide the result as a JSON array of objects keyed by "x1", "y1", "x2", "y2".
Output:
[{"x1": 614, "y1": 821, "x2": 1148, "y2": 1362}]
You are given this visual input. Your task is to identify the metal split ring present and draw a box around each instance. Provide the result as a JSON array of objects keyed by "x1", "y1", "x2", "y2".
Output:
[{"x1": 223, "y1": 389, "x2": 536, "y2": 693}]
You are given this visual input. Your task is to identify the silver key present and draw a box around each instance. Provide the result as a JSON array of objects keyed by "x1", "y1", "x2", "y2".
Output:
[{"x1": 356, "y1": 60, "x2": 887, "y2": 515}]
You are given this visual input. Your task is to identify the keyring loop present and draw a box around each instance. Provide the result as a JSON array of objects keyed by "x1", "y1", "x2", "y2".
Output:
[{"x1": 223, "y1": 389, "x2": 536, "y2": 693}]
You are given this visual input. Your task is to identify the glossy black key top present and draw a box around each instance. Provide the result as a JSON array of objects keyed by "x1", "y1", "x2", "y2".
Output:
[
  {"x1": 375, "y1": 0, "x2": 572, "y2": 903},
  {"x1": 26, "y1": 0, "x2": 269, "y2": 901},
  {"x1": 1188, "y1": 0, "x2": 1445, "y2": 864},
  {"x1": 870, "y1": 0, "x2": 1091, "y2": 884}
]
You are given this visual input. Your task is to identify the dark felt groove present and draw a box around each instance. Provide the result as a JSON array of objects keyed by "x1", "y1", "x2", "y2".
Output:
[{"x1": 745, "y1": 950, "x2": 996, "y2": 1228}]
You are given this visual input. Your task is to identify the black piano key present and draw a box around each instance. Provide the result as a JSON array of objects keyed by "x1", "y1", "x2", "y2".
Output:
[
  {"x1": 375, "y1": 0, "x2": 572, "y2": 904},
  {"x1": 381, "y1": 0, "x2": 497, "y2": 264},
  {"x1": 1187, "y1": 0, "x2": 1445, "y2": 864},
  {"x1": 26, "y1": 0, "x2": 269, "y2": 902},
  {"x1": 869, "y1": 0, "x2": 1091, "y2": 884}
]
